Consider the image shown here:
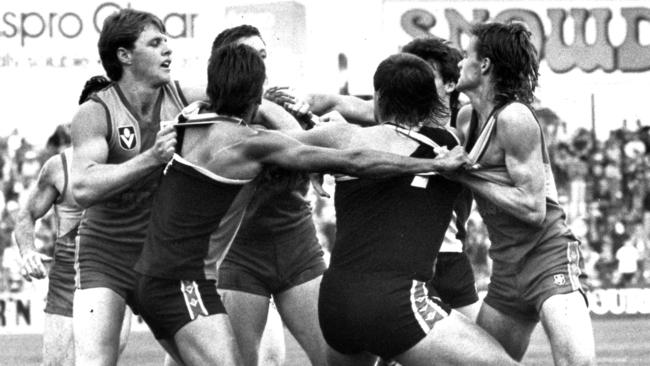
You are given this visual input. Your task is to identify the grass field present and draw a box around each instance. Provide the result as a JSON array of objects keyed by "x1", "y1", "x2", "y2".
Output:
[{"x1": 1, "y1": 317, "x2": 648, "y2": 365}]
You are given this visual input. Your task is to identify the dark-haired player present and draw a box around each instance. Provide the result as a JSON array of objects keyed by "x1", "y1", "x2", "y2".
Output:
[
  {"x1": 212, "y1": 24, "x2": 329, "y2": 366},
  {"x1": 133, "y1": 43, "x2": 469, "y2": 366}
]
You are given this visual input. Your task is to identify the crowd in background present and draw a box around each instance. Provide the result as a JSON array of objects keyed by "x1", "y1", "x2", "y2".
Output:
[{"x1": 1, "y1": 107, "x2": 650, "y2": 293}]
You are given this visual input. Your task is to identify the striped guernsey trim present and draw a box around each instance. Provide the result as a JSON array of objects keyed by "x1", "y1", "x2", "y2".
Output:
[
  {"x1": 181, "y1": 280, "x2": 209, "y2": 320},
  {"x1": 409, "y1": 280, "x2": 447, "y2": 333}
]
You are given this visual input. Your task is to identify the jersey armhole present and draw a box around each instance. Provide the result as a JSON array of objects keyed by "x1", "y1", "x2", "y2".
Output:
[
  {"x1": 54, "y1": 152, "x2": 67, "y2": 204},
  {"x1": 174, "y1": 80, "x2": 189, "y2": 107},
  {"x1": 88, "y1": 96, "x2": 113, "y2": 145}
]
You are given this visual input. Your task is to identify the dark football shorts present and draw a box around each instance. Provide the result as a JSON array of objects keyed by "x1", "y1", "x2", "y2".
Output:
[
  {"x1": 75, "y1": 235, "x2": 140, "y2": 313},
  {"x1": 45, "y1": 242, "x2": 76, "y2": 317},
  {"x1": 319, "y1": 269, "x2": 451, "y2": 360},
  {"x1": 218, "y1": 222, "x2": 326, "y2": 297},
  {"x1": 484, "y1": 238, "x2": 587, "y2": 322},
  {"x1": 428, "y1": 252, "x2": 479, "y2": 308},
  {"x1": 134, "y1": 274, "x2": 227, "y2": 340}
]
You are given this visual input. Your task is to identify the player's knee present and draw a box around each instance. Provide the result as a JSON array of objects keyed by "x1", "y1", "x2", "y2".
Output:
[{"x1": 567, "y1": 349, "x2": 596, "y2": 366}]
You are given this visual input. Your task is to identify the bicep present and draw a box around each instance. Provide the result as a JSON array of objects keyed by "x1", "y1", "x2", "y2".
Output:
[
  {"x1": 285, "y1": 123, "x2": 356, "y2": 149},
  {"x1": 499, "y1": 110, "x2": 545, "y2": 195},
  {"x1": 71, "y1": 103, "x2": 110, "y2": 173},
  {"x1": 21, "y1": 166, "x2": 59, "y2": 221}
]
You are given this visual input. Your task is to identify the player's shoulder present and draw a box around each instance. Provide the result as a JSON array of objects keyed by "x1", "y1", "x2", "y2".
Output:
[
  {"x1": 497, "y1": 102, "x2": 536, "y2": 125},
  {"x1": 38, "y1": 153, "x2": 65, "y2": 186}
]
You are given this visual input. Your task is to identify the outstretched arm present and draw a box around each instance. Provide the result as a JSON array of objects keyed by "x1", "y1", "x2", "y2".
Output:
[
  {"x1": 242, "y1": 129, "x2": 470, "y2": 178},
  {"x1": 454, "y1": 104, "x2": 546, "y2": 226},
  {"x1": 14, "y1": 158, "x2": 59, "y2": 280},
  {"x1": 71, "y1": 102, "x2": 176, "y2": 207},
  {"x1": 265, "y1": 88, "x2": 376, "y2": 126}
]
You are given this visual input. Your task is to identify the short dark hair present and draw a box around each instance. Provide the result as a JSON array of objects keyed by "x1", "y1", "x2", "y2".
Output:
[
  {"x1": 373, "y1": 53, "x2": 446, "y2": 127},
  {"x1": 402, "y1": 37, "x2": 463, "y2": 115},
  {"x1": 206, "y1": 44, "x2": 266, "y2": 117},
  {"x1": 98, "y1": 9, "x2": 165, "y2": 81},
  {"x1": 78, "y1": 75, "x2": 111, "y2": 105},
  {"x1": 212, "y1": 25, "x2": 263, "y2": 51},
  {"x1": 470, "y1": 22, "x2": 539, "y2": 105}
]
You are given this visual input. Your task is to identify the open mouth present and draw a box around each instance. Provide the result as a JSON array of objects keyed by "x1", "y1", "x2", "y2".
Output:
[{"x1": 161, "y1": 60, "x2": 172, "y2": 69}]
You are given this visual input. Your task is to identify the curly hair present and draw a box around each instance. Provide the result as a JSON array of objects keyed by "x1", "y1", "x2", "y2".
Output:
[{"x1": 470, "y1": 22, "x2": 539, "y2": 105}]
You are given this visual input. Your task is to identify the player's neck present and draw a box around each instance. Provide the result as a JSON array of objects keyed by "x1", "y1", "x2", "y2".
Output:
[
  {"x1": 116, "y1": 77, "x2": 162, "y2": 117},
  {"x1": 468, "y1": 90, "x2": 497, "y2": 128}
]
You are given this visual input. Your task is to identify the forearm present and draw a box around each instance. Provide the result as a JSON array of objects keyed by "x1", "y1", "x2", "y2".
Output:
[
  {"x1": 457, "y1": 172, "x2": 545, "y2": 226},
  {"x1": 339, "y1": 149, "x2": 454, "y2": 178},
  {"x1": 311, "y1": 94, "x2": 375, "y2": 125},
  {"x1": 73, "y1": 150, "x2": 161, "y2": 207},
  {"x1": 14, "y1": 214, "x2": 37, "y2": 256}
]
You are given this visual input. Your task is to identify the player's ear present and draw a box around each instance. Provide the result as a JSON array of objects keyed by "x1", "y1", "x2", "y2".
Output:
[
  {"x1": 444, "y1": 81, "x2": 456, "y2": 94},
  {"x1": 480, "y1": 57, "x2": 491, "y2": 75},
  {"x1": 117, "y1": 47, "x2": 132, "y2": 66}
]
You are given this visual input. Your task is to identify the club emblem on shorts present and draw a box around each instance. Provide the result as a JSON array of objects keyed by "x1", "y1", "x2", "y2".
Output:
[
  {"x1": 553, "y1": 274, "x2": 566, "y2": 286},
  {"x1": 118, "y1": 126, "x2": 137, "y2": 150}
]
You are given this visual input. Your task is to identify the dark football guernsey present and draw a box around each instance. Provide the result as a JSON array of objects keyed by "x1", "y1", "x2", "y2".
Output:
[
  {"x1": 329, "y1": 125, "x2": 462, "y2": 281},
  {"x1": 135, "y1": 154, "x2": 256, "y2": 281}
]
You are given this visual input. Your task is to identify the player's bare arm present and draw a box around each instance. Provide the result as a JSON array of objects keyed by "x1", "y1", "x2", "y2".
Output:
[
  {"x1": 266, "y1": 88, "x2": 375, "y2": 125},
  {"x1": 456, "y1": 103, "x2": 546, "y2": 226},
  {"x1": 70, "y1": 101, "x2": 176, "y2": 207},
  {"x1": 14, "y1": 156, "x2": 60, "y2": 280},
  {"x1": 239, "y1": 127, "x2": 469, "y2": 178}
]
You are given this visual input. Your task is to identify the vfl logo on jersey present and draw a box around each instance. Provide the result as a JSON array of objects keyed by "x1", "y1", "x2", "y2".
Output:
[
  {"x1": 553, "y1": 274, "x2": 567, "y2": 286},
  {"x1": 118, "y1": 126, "x2": 137, "y2": 150}
]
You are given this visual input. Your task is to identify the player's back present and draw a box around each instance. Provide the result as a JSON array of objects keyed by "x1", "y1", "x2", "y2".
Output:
[{"x1": 329, "y1": 125, "x2": 462, "y2": 281}]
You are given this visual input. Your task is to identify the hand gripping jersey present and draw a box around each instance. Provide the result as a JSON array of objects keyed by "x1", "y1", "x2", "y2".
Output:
[
  {"x1": 329, "y1": 124, "x2": 463, "y2": 281},
  {"x1": 78, "y1": 82, "x2": 185, "y2": 248},
  {"x1": 465, "y1": 101, "x2": 576, "y2": 265}
]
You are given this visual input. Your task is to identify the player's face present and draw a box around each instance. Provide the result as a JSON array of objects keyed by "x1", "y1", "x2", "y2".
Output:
[
  {"x1": 455, "y1": 36, "x2": 482, "y2": 93},
  {"x1": 130, "y1": 24, "x2": 172, "y2": 86},
  {"x1": 236, "y1": 36, "x2": 267, "y2": 62}
]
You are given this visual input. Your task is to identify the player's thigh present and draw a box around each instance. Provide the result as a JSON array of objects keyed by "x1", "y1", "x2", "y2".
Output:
[
  {"x1": 220, "y1": 289, "x2": 270, "y2": 343},
  {"x1": 476, "y1": 302, "x2": 537, "y2": 361},
  {"x1": 326, "y1": 346, "x2": 377, "y2": 366},
  {"x1": 73, "y1": 287, "x2": 126, "y2": 352},
  {"x1": 275, "y1": 275, "x2": 327, "y2": 364},
  {"x1": 259, "y1": 304, "x2": 286, "y2": 366},
  {"x1": 174, "y1": 313, "x2": 242, "y2": 366},
  {"x1": 395, "y1": 311, "x2": 520, "y2": 366},
  {"x1": 220, "y1": 289, "x2": 271, "y2": 365},
  {"x1": 540, "y1": 292, "x2": 595, "y2": 366},
  {"x1": 43, "y1": 313, "x2": 74, "y2": 366},
  {"x1": 118, "y1": 305, "x2": 132, "y2": 355},
  {"x1": 454, "y1": 300, "x2": 481, "y2": 322}
]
